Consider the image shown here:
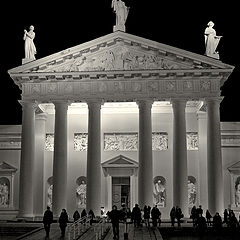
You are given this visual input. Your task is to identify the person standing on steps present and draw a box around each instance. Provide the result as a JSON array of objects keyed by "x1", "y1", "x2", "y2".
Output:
[
  {"x1": 43, "y1": 206, "x2": 53, "y2": 239},
  {"x1": 59, "y1": 209, "x2": 69, "y2": 238}
]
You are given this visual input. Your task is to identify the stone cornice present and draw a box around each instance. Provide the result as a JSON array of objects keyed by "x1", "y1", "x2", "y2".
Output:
[{"x1": 11, "y1": 69, "x2": 230, "y2": 91}]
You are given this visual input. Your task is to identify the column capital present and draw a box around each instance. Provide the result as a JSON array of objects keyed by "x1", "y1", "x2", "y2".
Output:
[
  {"x1": 136, "y1": 99, "x2": 153, "y2": 109},
  {"x1": 87, "y1": 100, "x2": 103, "y2": 109},
  {"x1": 52, "y1": 100, "x2": 71, "y2": 106},
  {"x1": 18, "y1": 100, "x2": 38, "y2": 109},
  {"x1": 205, "y1": 97, "x2": 224, "y2": 104},
  {"x1": 171, "y1": 98, "x2": 187, "y2": 109}
]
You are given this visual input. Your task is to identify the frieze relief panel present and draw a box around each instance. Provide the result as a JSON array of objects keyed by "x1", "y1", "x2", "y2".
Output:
[
  {"x1": 186, "y1": 132, "x2": 198, "y2": 150},
  {"x1": 74, "y1": 133, "x2": 88, "y2": 151},
  {"x1": 45, "y1": 132, "x2": 198, "y2": 151}
]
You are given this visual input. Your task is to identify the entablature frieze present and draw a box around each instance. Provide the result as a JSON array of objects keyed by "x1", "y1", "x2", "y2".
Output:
[{"x1": 20, "y1": 75, "x2": 222, "y2": 103}]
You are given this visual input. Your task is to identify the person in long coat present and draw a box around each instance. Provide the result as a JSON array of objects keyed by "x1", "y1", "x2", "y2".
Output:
[
  {"x1": 132, "y1": 204, "x2": 142, "y2": 227},
  {"x1": 107, "y1": 205, "x2": 121, "y2": 240},
  {"x1": 59, "y1": 209, "x2": 69, "y2": 238},
  {"x1": 170, "y1": 207, "x2": 176, "y2": 227},
  {"x1": 43, "y1": 206, "x2": 53, "y2": 238}
]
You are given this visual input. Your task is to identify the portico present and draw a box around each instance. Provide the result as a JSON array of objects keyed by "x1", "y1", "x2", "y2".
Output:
[{"x1": 8, "y1": 31, "x2": 234, "y2": 218}]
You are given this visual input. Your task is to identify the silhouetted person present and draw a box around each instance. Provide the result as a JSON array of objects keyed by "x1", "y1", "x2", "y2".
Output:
[
  {"x1": 190, "y1": 206, "x2": 197, "y2": 227},
  {"x1": 59, "y1": 209, "x2": 68, "y2": 238},
  {"x1": 196, "y1": 214, "x2": 207, "y2": 237},
  {"x1": 73, "y1": 210, "x2": 80, "y2": 222},
  {"x1": 151, "y1": 205, "x2": 161, "y2": 227},
  {"x1": 170, "y1": 207, "x2": 176, "y2": 227},
  {"x1": 143, "y1": 205, "x2": 151, "y2": 227},
  {"x1": 212, "y1": 212, "x2": 222, "y2": 233},
  {"x1": 132, "y1": 204, "x2": 141, "y2": 227},
  {"x1": 223, "y1": 209, "x2": 229, "y2": 226},
  {"x1": 206, "y1": 209, "x2": 212, "y2": 226},
  {"x1": 43, "y1": 206, "x2": 53, "y2": 239},
  {"x1": 175, "y1": 206, "x2": 183, "y2": 227},
  {"x1": 107, "y1": 205, "x2": 121, "y2": 240},
  {"x1": 88, "y1": 209, "x2": 95, "y2": 225},
  {"x1": 196, "y1": 205, "x2": 203, "y2": 219},
  {"x1": 126, "y1": 207, "x2": 132, "y2": 219},
  {"x1": 80, "y1": 209, "x2": 87, "y2": 224},
  {"x1": 228, "y1": 210, "x2": 238, "y2": 237}
]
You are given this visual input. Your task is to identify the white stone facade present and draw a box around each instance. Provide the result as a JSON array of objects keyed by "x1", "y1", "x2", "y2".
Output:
[{"x1": 5, "y1": 31, "x2": 236, "y2": 219}]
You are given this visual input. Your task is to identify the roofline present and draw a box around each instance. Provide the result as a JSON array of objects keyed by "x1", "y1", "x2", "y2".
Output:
[{"x1": 8, "y1": 31, "x2": 234, "y2": 74}]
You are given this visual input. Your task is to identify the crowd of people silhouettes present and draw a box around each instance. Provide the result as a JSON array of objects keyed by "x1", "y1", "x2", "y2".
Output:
[{"x1": 42, "y1": 203, "x2": 240, "y2": 239}]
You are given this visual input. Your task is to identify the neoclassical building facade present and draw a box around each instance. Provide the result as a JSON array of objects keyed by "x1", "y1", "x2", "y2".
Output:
[{"x1": 2, "y1": 31, "x2": 239, "y2": 219}]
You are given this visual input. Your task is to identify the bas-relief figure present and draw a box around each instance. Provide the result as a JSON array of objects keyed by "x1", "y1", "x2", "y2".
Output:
[
  {"x1": 112, "y1": 0, "x2": 129, "y2": 32},
  {"x1": 0, "y1": 178, "x2": 10, "y2": 207},
  {"x1": 187, "y1": 132, "x2": 198, "y2": 150},
  {"x1": 74, "y1": 133, "x2": 88, "y2": 151},
  {"x1": 204, "y1": 21, "x2": 222, "y2": 59},
  {"x1": 76, "y1": 177, "x2": 87, "y2": 209},
  {"x1": 153, "y1": 176, "x2": 166, "y2": 208},
  {"x1": 23, "y1": 25, "x2": 36, "y2": 60},
  {"x1": 188, "y1": 176, "x2": 197, "y2": 206}
]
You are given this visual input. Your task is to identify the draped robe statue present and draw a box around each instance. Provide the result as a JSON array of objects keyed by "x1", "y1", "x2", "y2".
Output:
[
  {"x1": 112, "y1": 0, "x2": 129, "y2": 32},
  {"x1": 23, "y1": 25, "x2": 36, "y2": 63},
  {"x1": 204, "y1": 21, "x2": 222, "y2": 59}
]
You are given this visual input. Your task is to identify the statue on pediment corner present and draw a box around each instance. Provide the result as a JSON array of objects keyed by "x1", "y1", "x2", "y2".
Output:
[
  {"x1": 112, "y1": 0, "x2": 129, "y2": 32},
  {"x1": 204, "y1": 21, "x2": 222, "y2": 59},
  {"x1": 23, "y1": 25, "x2": 37, "y2": 62}
]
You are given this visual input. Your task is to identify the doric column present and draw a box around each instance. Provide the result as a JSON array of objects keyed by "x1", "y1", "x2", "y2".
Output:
[
  {"x1": 52, "y1": 101, "x2": 69, "y2": 216},
  {"x1": 86, "y1": 101, "x2": 102, "y2": 216},
  {"x1": 206, "y1": 98, "x2": 224, "y2": 214},
  {"x1": 34, "y1": 113, "x2": 47, "y2": 217},
  {"x1": 18, "y1": 101, "x2": 37, "y2": 218},
  {"x1": 172, "y1": 99, "x2": 188, "y2": 216},
  {"x1": 138, "y1": 100, "x2": 153, "y2": 208}
]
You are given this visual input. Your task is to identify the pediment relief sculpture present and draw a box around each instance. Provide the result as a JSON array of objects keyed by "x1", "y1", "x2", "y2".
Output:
[{"x1": 35, "y1": 45, "x2": 204, "y2": 73}]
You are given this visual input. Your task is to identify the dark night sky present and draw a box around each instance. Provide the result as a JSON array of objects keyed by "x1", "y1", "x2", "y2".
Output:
[{"x1": 1, "y1": 0, "x2": 239, "y2": 124}]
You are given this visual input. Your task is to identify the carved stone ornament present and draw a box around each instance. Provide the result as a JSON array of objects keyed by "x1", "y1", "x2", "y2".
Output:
[{"x1": 39, "y1": 45, "x2": 187, "y2": 73}]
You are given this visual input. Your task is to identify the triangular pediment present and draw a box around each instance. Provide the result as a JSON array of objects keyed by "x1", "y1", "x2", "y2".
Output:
[
  {"x1": 102, "y1": 155, "x2": 138, "y2": 168},
  {"x1": 8, "y1": 31, "x2": 234, "y2": 76},
  {"x1": 228, "y1": 161, "x2": 240, "y2": 172},
  {"x1": 0, "y1": 161, "x2": 17, "y2": 172}
]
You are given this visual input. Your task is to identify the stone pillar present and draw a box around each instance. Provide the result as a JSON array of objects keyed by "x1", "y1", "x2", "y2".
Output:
[
  {"x1": 18, "y1": 101, "x2": 37, "y2": 218},
  {"x1": 206, "y1": 98, "x2": 224, "y2": 214},
  {"x1": 86, "y1": 101, "x2": 102, "y2": 216},
  {"x1": 172, "y1": 99, "x2": 188, "y2": 216},
  {"x1": 197, "y1": 111, "x2": 208, "y2": 210},
  {"x1": 138, "y1": 100, "x2": 153, "y2": 208},
  {"x1": 34, "y1": 113, "x2": 47, "y2": 217},
  {"x1": 52, "y1": 102, "x2": 69, "y2": 217}
]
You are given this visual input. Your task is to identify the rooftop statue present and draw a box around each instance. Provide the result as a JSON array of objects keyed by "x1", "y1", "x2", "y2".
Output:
[
  {"x1": 112, "y1": 0, "x2": 129, "y2": 32},
  {"x1": 204, "y1": 21, "x2": 222, "y2": 59},
  {"x1": 23, "y1": 25, "x2": 36, "y2": 64}
]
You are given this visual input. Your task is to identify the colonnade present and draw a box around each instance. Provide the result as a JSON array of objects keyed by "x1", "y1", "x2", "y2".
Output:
[{"x1": 18, "y1": 98, "x2": 224, "y2": 218}]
